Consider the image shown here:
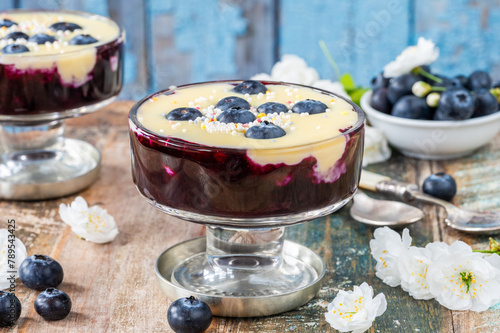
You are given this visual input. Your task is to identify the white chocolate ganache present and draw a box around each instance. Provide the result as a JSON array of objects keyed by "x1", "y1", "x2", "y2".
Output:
[
  {"x1": 136, "y1": 81, "x2": 360, "y2": 182},
  {"x1": 0, "y1": 11, "x2": 121, "y2": 87}
]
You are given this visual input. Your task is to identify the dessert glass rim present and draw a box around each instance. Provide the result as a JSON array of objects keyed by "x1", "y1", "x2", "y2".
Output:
[
  {"x1": 129, "y1": 79, "x2": 366, "y2": 151},
  {"x1": 0, "y1": 9, "x2": 125, "y2": 59}
]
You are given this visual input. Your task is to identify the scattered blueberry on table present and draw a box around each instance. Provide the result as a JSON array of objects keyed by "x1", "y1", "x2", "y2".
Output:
[
  {"x1": 422, "y1": 172, "x2": 457, "y2": 202},
  {"x1": 167, "y1": 296, "x2": 212, "y2": 333},
  {"x1": 34, "y1": 288, "x2": 72, "y2": 321},
  {"x1": 0, "y1": 291, "x2": 21, "y2": 327},
  {"x1": 19, "y1": 254, "x2": 64, "y2": 290}
]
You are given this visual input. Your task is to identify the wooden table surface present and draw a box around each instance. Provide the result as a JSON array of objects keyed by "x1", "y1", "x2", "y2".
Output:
[{"x1": 1, "y1": 101, "x2": 499, "y2": 333}]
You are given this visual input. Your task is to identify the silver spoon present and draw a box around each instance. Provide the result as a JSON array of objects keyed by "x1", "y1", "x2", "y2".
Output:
[
  {"x1": 359, "y1": 170, "x2": 500, "y2": 234},
  {"x1": 350, "y1": 190, "x2": 424, "y2": 227}
]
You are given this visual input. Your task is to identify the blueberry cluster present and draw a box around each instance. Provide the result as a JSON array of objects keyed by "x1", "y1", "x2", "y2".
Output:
[
  {"x1": 0, "y1": 20, "x2": 99, "y2": 55},
  {"x1": 370, "y1": 68, "x2": 500, "y2": 120},
  {"x1": 164, "y1": 80, "x2": 330, "y2": 140},
  {"x1": 0, "y1": 254, "x2": 71, "y2": 326}
]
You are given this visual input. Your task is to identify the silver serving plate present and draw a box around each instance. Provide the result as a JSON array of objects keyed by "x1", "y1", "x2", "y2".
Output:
[{"x1": 155, "y1": 237, "x2": 326, "y2": 317}]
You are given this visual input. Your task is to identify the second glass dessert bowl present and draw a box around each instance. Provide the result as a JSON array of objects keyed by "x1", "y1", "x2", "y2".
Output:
[
  {"x1": 0, "y1": 10, "x2": 124, "y2": 200},
  {"x1": 129, "y1": 80, "x2": 365, "y2": 316}
]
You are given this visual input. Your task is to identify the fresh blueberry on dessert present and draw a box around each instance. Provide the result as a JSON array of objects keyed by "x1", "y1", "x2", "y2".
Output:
[
  {"x1": 232, "y1": 80, "x2": 267, "y2": 94},
  {"x1": 422, "y1": 172, "x2": 457, "y2": 201},
  {"x1": 434, "y1": 89, "x2": 475, "y2": 120},
  {"x1": 5, "y1": 31, "x2": 29, "y2": 41},
  {"x1": 49, "y1": 21, "x2": 82, "y2": 32},
  {"x1": 28, "y1": 33, "x2": 57, "y2": 44},
  {"x1": 370, "y1": 88, "x2": 391, "y2": 114},
  {"x1": 1, "y1": 44, "x2": 29, "y2": 54},
  {"x1": 370, "y1": 72, "x2": 390, "y2": 91},
  {"x1": 467, "y1": 70, "x2": 492, "y2": 92},
  {"x1": 392, "y1": 95, "x2": 431, "y2": 120},
  {"x1": 257, "y1": 102, "x2": 289, "y2": 115},
  {"x1": 34, "y1": 288, "x2": 72, "y2": 321},
  {"x1": 473, "y1": 89, "x2": 499, "y2": 117},
  {"x1": 245, "y1": 121, "x2": 286, "y2": 139},
  {"x1": 0, "y1": 18, "x2": 16, "y2": 28},
  {"x1": 19, "y1": 254, "x2": 64, "y2": 290},
  {"x1": 217, "y1": 106, "x2": 256, "y2": 124},
  {"x1": 387, "y1": 73, "x2": 420, "y2": 104},
  {"x1": 292, "y1": 99, "x2": 328, "y2": 114},
  {"x1": 69, "y1": 34, "x2": 98, "y2": 45},
  {"x1": 166, "y1": 107, "x2": 203, "y2": 121},
  {"x1": 215, "y1": 96, "x2": 251, "y2": 112},
  {"x1": 0, "y1": 291, "x2": 21, "y2": 327},
  {"x1": 167, "y1": 296, "x2": 212, "y2": 333}
]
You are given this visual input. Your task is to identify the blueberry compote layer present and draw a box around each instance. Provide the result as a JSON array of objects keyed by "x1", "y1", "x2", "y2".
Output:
[
  {"x1": 130, "y1": 81, "x2": 364, "y2": 218},
  {"x1": 0, "y1": 11, "x2": 123, "y2": 116}
]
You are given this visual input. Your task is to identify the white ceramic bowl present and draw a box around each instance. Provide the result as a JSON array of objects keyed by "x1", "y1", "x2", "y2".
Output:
[{"x1": 360, "y1": 90, "x2": 500, "y2": 160}]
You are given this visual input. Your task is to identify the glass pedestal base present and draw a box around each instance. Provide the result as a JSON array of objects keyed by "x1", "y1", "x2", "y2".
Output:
[
  {"x1": 172, "y1": 226, "x2": 318, "y2": 297},
  {"x1": 0, "y1": 120, "x2": 100, "y2": 200}
]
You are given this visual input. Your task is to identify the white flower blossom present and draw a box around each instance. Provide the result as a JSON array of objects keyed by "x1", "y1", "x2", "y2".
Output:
[
  {"x1": 363, "y1": 126, "x2": 391, "y2": 166},
  {"x1": 0, "y1": 229, "x2": 26, "y2": 290},
  {"x1": 325, "y1": 282, "x2": 387, "y2": 333},
  {"x1": 370, "y1": 227, "x2": 412, "y2": 287},
  {"x1": 383, "y1": 37, "x2": 439, "y2": 78},
  {"x1": 251, "y1": 54, "x2": 349, "y2": 98},
  {"x1": 426, "y1": 241, "x2": 500, "y2": 312},
  {"x1": 59, "y1": 196, "x2": 119, "y2": 244},
  {"x1": 398, "y1": 242, "x2": 449, "y2": 300}
]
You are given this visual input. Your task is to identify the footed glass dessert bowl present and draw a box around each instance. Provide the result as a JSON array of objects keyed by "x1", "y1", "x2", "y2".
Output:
[
  {"x1": 129, "y1": 80, "x2": 365, "y2": 316},
  {"x1": 0, "y1": 10, "x2": 124, "y2": 200}
]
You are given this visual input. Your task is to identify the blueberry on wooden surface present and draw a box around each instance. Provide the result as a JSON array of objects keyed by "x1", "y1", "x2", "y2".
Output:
[
  {"x1": 0, "y1": 291, "x2": 21, "y2": 327},
  {"x1": 34, "y1": 288, "x2": 71, "y2": 321},
  {"x1": 19, "y1": 254, "x2": 64, "y2": 290},
  {"x1": 167, "y1": 296, "x2": 212, "y2": 333},
  {"x1": 422, "y1": 172, "x2": 457, "y2": 202}
]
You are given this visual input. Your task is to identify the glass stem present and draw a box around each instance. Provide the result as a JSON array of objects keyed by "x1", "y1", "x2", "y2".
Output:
[
  {"x1": 206, "y1": 226, "x2": 285, "y2": 270},
  {"x1": 0, "y1": 120, "x2": 65, "y2": 156}
]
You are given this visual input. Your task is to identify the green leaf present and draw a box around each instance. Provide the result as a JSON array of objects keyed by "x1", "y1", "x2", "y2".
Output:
[
  {"x1": 349, "y1": 88, "x2": 369, "y2": 106},
  {"x1": 340, "y1": 73, "x2": 356, "y2": 91}
]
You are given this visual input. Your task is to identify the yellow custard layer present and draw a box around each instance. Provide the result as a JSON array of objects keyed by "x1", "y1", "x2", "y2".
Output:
[
  {"x1": 137, "y1": 82, "x2": 360, "y2": 178},
  {"x1": 0, "y1": 11, "x2": 121, "y2": 86}
]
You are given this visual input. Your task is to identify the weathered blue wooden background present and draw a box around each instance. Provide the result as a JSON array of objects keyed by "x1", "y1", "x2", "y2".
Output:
[{"x1": 2, "y1": 0, "x2": 500, "y2": 99}]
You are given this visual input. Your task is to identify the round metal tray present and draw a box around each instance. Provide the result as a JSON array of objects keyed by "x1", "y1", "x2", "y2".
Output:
[
  {"x1": 0, "y1": 138, "x2": 101, "y2": 200},
  {"x1": 155, "y1": 237, "x2": 326, "y2": 317}
]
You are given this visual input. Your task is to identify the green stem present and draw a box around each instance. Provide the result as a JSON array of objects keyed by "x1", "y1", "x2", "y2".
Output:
[
  {"x1": 473, "y1": 250, "x2": 498, "y2": 254},
  {"x1": 415, "y1": 67, "x2": 442, "y2": 84},
  {"x1": 319, "y1": 40, "x2": 341, "y2": 80},
  {"x1": 430, "y1": 86, "x2": 446, "y2": 92}
]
